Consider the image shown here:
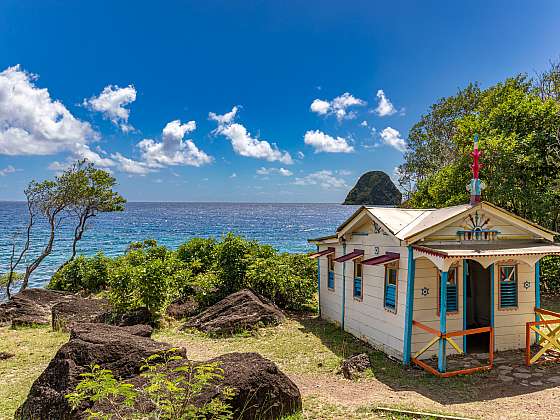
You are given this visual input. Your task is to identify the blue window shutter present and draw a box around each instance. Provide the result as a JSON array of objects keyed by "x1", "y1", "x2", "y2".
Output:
[
  {"x1": 500, "y1": 265, "x2": 518, "y2": 308},
  {"x1": 353, "y1": 277, "x2": 362, "y2": 298},
  {"x1": 328, "y1": 271, "x2": 335, "y2": 289}
]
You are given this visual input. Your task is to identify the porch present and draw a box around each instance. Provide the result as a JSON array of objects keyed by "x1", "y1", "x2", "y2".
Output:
[{"x1": 402, "y1": 242, "x2": 560, "y2": 376}]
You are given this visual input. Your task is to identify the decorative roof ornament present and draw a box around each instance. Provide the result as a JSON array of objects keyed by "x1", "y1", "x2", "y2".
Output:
[{"x1": 466, "y1": 134, "x2": 485, "y2": 205}]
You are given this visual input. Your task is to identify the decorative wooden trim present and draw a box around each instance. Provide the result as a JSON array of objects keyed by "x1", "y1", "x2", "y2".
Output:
[
  {"x1": 437, "y1": 265, "x2": 459, "y2": 317},
  {"x1": 412, "y1": 320, "x2": 441, "y2": 336}
]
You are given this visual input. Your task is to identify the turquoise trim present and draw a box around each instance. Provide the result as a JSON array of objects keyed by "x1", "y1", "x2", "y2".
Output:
[
  {"x1": 438, "y1": 270, "x2": 448, "y2": 373},
  {"x1": 341, "y1": 243, "x2": 346, "y2": 330},
  {"x1": 535, "y1": 260, "x2": 541, "y2": 342},
  {"x1": 463, "y1": 260, "x2": 468, "y2": 352},
  {"x1": 403, "y1": 246, "x2": 415, "y2": 365},
  {"x1": 317, "y1": 245, "x2": 321, "y2": 317},
  {"x1": 490, "y1": 264, "x2": 495, "y2": 329}
]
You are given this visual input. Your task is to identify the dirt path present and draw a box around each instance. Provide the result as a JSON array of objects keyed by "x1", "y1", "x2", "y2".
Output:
[{"x1": 291, "y1": 372, "x2": 560, "y2": 419}]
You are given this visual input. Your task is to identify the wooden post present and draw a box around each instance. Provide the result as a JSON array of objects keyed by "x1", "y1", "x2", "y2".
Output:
[
  {"x1": 490, "y1": 263, "x2": 495, "y2": 354},
  {"x1": 438, "y1": 270, "x2": 448, "y2": 373},
  {"x1": 463, "y1": 259, "x2": 468, "y2": 353},
  {"x1": 403, "y1": 246, "x2": 415, "y2": 365},
  {"x1": 535, "y1": 260, "x2": 541, "y2": 344},
  {"x1": 341, "y1": 242, "x2": 346, "y2": 330}
]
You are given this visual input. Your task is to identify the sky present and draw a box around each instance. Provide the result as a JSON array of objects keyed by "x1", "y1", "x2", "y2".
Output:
[{"x1": 0, "y1": 1, "x2": 559, "y2": 203}]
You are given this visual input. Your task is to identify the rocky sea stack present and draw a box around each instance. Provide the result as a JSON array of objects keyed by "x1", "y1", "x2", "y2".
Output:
[{"x1": 343, "y1": 171, "x2": 401, "y2": 206}]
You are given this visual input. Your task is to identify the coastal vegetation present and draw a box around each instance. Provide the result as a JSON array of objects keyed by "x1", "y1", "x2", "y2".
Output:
[{"x1": 48, "y1": 233, "x2": 317, "y2": 319}]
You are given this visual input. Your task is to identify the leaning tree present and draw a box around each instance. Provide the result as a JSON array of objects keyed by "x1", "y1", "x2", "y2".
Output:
[{"x1": 4, "y1": 160, "x2": 125, "y2": 297}]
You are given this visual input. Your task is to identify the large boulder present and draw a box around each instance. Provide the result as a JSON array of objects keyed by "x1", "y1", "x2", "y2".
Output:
[
  {"x1": 15, "y1": 322, "x2": 171, "y2": 420},
  {"x1": 196, "y1": 352, "x2": 302, "y2": 419},
  {"x1": 182, "y1": 289, "x2": 285, "y2": 334},
  {"x1": 0, "y1": 288, "x2": 75, "y2": 327},
  {"x1": 166, "y1": 295, "x2": 200, "y2": 320},
  {"x1": 51, "y1": 297, "x2": 112, "y2": 332}
]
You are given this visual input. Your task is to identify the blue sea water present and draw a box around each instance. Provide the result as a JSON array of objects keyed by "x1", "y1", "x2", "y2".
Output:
[{"x1": 0, "y1": 202, "x2": 358, "y2": 289}]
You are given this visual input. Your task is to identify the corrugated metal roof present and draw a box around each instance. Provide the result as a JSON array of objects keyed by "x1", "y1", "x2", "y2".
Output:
[
  {"x1": 363, "y1": 207, "x2": 430, "y2": 237},
  {"x1": 394, "y1": 204, "x2": 472, "y2": 240},
  {"x1": 414, "y1": 242, "x2": 560, "y2": 258}
]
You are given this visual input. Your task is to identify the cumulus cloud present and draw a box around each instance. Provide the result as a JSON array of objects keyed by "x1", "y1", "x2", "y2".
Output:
[
  {"x1": 209, "y1": 106, "x2": 239, "y2": 126},
  {"x1": 111, "y1": 152, "x2": 152, "y2": 175},
  {"x1": 304, "y1": 130, "x2": 354, "y2": 153},
  {"x1": 210, "y1": 107, "x2": 292, "y2": 164},
  {"x1": 374, "y1": 90, "x2": 397, "y2": 117},
  {"x1": 309, "y1": 92, "x2": 366, "y2": 121},
  {"x1": 380, "y1": 127, "x2": 407, "y2": 152},
  {"x1": 0, "y1": 65, "x2": 97, "y2": 156},
  {"x1": 138, "y1": 120, "x2": 212, "y2": 168},
  {"x1": 0, "y1": 165, "x2": 17, "y2": 176},
  {"x1": 84, "y1": 84, "x2": 137, "y2": 132},
  {"x1": 293, "y1": 170, "x2": 348, "y2": 189},
  {"x1": 256, "y1": 167, "x2": 293, "y2": 177}
]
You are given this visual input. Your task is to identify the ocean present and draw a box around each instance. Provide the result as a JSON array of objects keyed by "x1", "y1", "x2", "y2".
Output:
[{"x1": 0, "y1": 202, "x2": 358, "y2": 289}]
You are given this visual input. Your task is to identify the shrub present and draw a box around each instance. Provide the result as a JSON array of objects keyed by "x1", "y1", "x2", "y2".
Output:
[
  {"x1": 48, "y1": 253, "x2": 111, "y2": 293},
  {"x1": 108, "y1": 241, "x2": 192, "y2": 317},
  {"x1": 246, "y1": 253, "x2": 317, "y2": 311},
  {"x1": 213, "y1": 233, "x2": 275, "y2": 299},
  {"x1": 541, "y1": 255, "x2": 560, "y2": 295},
  {"x1": 176, "y1": 237, "x2": 217, "y2": 275},
  {"x1": 66, "y1": 349, "x2": 233, "y2": 420}
]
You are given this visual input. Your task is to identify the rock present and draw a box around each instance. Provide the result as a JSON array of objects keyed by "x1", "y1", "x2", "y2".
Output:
[
  {"x1": 530, "y1": 381, "x2": 544, "y2": 386},
  {"x1": 111, "y1": 307, "x2": 153, "y2": 327},
  {"x1": 513, "y1": 372, "x2": 531, "y2": 379},
  {"x1": 51, "y1": 297, "x2": 111, "y2": 332},
  {"x1": 15, "y1": 322, "x2": 173, "y2": 420},
  {"x1": 0, "y1": 288, "x2": 74, "y2": 327},
  {"x1": 547, "y1": 376, "x2": 560, "y2": 384},
  {"x1": 340, "y1": 353, "x2": 371, "y2": 379},
  {"x1": 182, "y1": 289, "x2": 285, "y2": 334},
  {"x1": 343, "y1": 171, "x2": 401, "y2": 206},
  {"x1": 0, "y1": 351, "x2": 15, "y2": 360},
  {"x1": 499, "y1": 375, "x2": 514, "y2": 382},
  {"x1": 196, "y1": 352, "x2": 301, "y2": 420},
  {"x1": 166, "y1": 296, "x2": 200, "y2": 320}
]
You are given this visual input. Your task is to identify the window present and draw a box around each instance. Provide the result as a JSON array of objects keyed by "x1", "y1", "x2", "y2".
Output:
[
  {"x1": 499, "y1": 264, "x2": 518, "y2": 308},
  {"x1": 327, "y1": 254, "x2": 335, "y2": 290},
  {"x1": 438, "y1": 266, "x2": 458, "y2": 315},
  {"x1": 384, "y1": 262, "x2": 398, "y2": 311},
  {"x1": 353, "y1": 258, "x2": 363, "y2": 300}
]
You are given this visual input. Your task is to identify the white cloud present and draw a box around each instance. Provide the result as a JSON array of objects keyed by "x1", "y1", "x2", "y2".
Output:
[
  {"x1": 230, "y1": 172, "x2": 237, "y2": 178},
  {"x1": 209, "y1": 106, "x2": 239, "y2": 126},
  {"x1": 304, "y1": 130, "x2": 354, "y2": 153},
  {"x1": 0, "y1": 65, "x2": 97, "y2": 156},
  {"x1": 215, "y1": 122, "x2": 293, "y2": 164},
  {"x1": 138, "y1": 120, "x2": 212, "y2": 167},
  {"x1": 256, "y1": 167, "x2": 293, "y2": 177},
  {"x1": 310, "y1": 99, "x2": 330, "y2": 115},
  {"x1": 0, "y1": 165, "x2": 17, "y2": 176},
  {"x1": 338, "y1": 169, "x2": 352, "y2": 176},
  {"x1": 111, "y1": 152, "x2": 152, "y2": 175},
  {"x1": 374, "y1": 89, "x2": 397, "y2": 117},
  {"x1": 293, "y1": 170, "x2": 348, "y2": 189},
  {"x1": 360, "y1": 120, "x2": 368, "y2": 127},
  {"x1": 297, "y1": 151, "x2": 305, "y2": 159},
  {"x1": 380, "y1": 127, "x2": 407, "y2": 152},
  {"x1": 84, "y1": 84, "x2": 137, "y2": 132},
  {"x1": 310, "y1": 92, "x2": 366, "y2": 121}
]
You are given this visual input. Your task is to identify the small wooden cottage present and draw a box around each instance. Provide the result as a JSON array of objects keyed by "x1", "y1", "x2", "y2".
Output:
[{"x1": 309, "y1": 138, "x2": 560, "y2": 376}]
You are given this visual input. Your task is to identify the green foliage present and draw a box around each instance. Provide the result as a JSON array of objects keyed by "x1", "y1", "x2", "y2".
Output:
[
  {"x1": 107, "y1": 240, "x2": 192, "y2": 317},
  {"x1": 0, "y1": 271, "x2": 23, "y2": 287},
  {"x1": 246, "y1": 253, "x2": 317, "y2": 310},
  {"x1": 213, "y1": 233, "x2": 275, "y2": 299},
  {"x1": 176, "y1": 237, "x2": 217, "y2": 275},
  {"x1": 541, "y1": 256, "x2": 560, "y2": 295},
  {"x1": 66, "y1": 349, "x2": 233, "y2": 420},
  {"x1": 48, "y1": 253, "x2": 111, "y2": 293}
]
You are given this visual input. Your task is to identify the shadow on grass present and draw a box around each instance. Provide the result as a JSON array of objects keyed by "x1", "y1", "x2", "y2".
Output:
[{"x1": 296, "y1": 313, "x2": 560, "y2": 405}]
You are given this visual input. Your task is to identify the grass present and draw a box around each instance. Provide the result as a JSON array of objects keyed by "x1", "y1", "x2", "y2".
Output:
[{"x1": 0, "y1": 325, "x2": 69, "y2": 420}]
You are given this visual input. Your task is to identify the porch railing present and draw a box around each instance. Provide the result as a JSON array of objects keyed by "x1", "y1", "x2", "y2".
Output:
[
  {"x1": 525, "y1": 307, "x2": 560, "y2": 366},
  {"x1": 411, "y1": 320, "x2": 494, "y2": 377}
]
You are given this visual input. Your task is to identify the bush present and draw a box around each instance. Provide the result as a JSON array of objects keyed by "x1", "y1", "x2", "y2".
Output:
[
  {"x1": 108, "y1": 241, "x2": 192, "y2": 317},
  {"x1": 213, "y1": 233, "x2": 275, "y2": 299},
  {"x1": 48, "y1": 253, "x2": 111, "y2": 293},
  {"x1": 541, "y1": 255, "x2": 560, "y2": 295},
  {"x1": 246, "y1": 253, "x2": 317, "y2": 311},
  {"x1": 176, "y1": 237, "x2": 217, "y2": 275}
]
